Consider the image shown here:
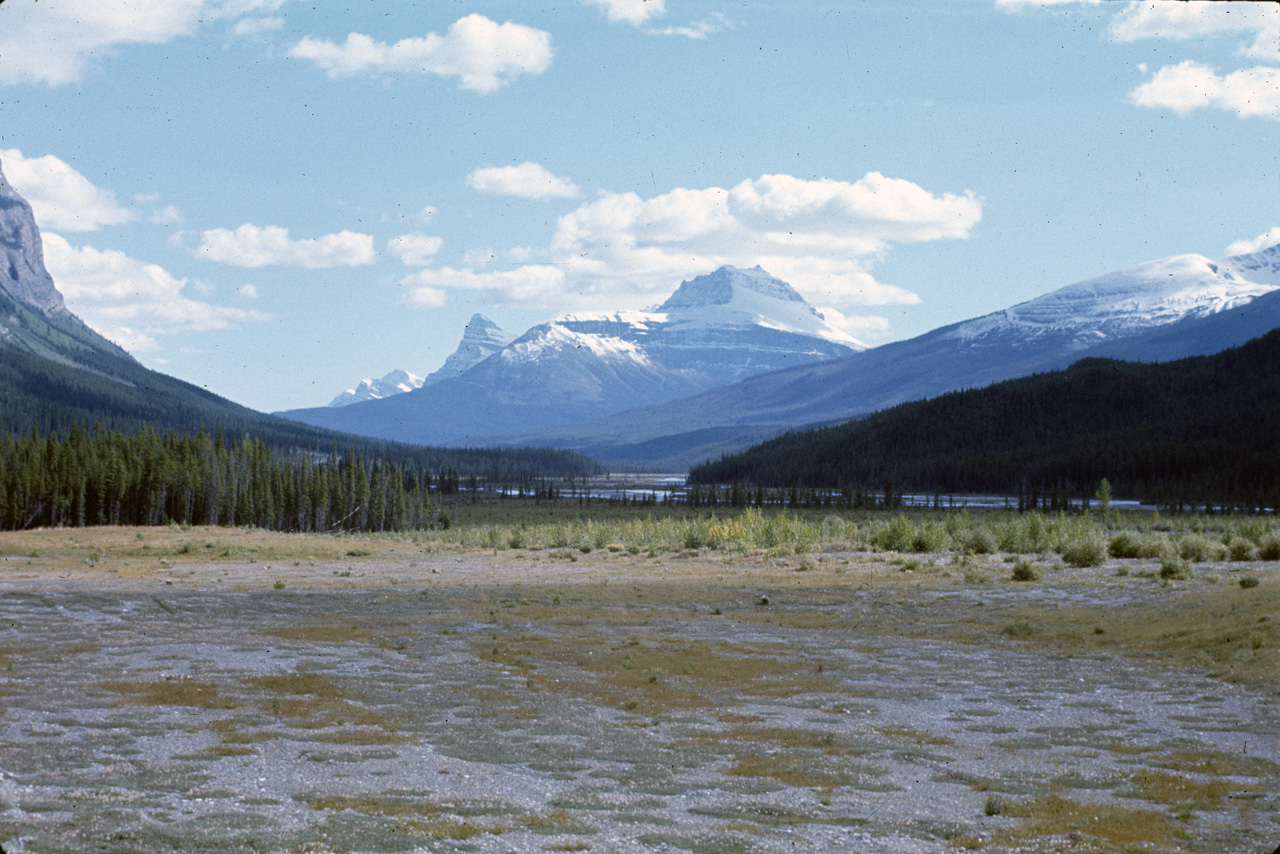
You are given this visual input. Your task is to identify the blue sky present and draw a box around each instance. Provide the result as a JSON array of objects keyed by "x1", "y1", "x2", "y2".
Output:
[{"x1": 1, "y1": 0, "x2": 1277, "y2": 411}]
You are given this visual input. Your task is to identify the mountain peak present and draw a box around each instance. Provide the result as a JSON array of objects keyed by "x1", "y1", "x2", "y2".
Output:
[
  {"x1": 0, "y1": 157, "x2": 68, "y2": 319},
  {"x1": 658, "y1": 265, "x2": 807, "y2": 311}
]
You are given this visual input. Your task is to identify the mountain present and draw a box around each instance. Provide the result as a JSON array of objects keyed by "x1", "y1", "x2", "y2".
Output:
[
  {"x1": 690, "y1": 328, "x2": 1280, "y2": 509},
  {"x1": 278, "y1": 265, "x2": 862, "y2": 444},
  {"x1": 509, "y1": 244, "x2": 1280, "y2": 468},
  {"x1": 0, "y1": 156, "x2": 601, "y2": 479},
  {"x1": 329, "y1": 369, "x2": 425, "y2": 407},
  {"x1": 421, "y1": 313, "x2": 514, "y2": 386},
  {"x1": 1, "y1": 162, "x2": 133, "y2": 370}
]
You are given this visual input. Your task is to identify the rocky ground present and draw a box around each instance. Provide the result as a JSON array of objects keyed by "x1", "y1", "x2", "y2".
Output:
[{"x1": 0, "y1": 527, "x2": 1276, "y2": 853}]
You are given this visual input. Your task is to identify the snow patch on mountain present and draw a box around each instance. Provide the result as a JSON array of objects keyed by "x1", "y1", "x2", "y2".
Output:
[
  {"x1": 949, "y1": 247, "x2": 1280, "y2": 348},
  {"x1": 329, "y1": 369, "x2": 425, "y2": 408},
  {"x1": 497, "y1": 323, "x2": 652, "y2": 366},
  {"x1": 422, "y1": 313, "x2": 514, "y2": 386}
]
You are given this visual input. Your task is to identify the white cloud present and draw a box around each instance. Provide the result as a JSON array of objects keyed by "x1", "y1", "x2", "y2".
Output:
[
  {"x1": 388, "y1": 233, "x2": 444, "y2": 265},
  {"x1": 148, "y1": 204, "x2": 186, "y2": 225},
  {"x1": 652, "y1": 14, "x2": 733, "y2": 40},
  {"x1": 402, "y1": 172, "x2": 980, "y2": 311},
  {"x1": 0, "y1": 148, "x2": 134, "y2": 232},
  {"x1": 1130, "y1": 61, "x2": 1280, "y2": 120},
  {"x1": 816, "y1": 307, "x2": 891, "y2": 343},
  {"x1": 0, "y1": 0, "x2": 285, "y2": 86},
  {"x1": 41, "y1": 232, "x2": 268, "y2": 352},
  {"x1": 1000, "y1": 1, "x2": 1280, "y2": 121},
  {"x1": 236, "y1": 284, "x2": 260, "y2": 299},
  {"x1": 1227, "y1": 226, "x2": 1280, "y2": 256},
  {"x1": 584, "y1": 0, "x2": 666, "y2": 26},
  {"x1": 994, "y1": 0, "x2": 1099, "y2": 9},
  {"x1": 1111, "y1": 2, "x2": 1280, "y2": 61},
  {"x1": 466, "y1": 163, "x2": 580, "y2": 200},
  {"x1": 195, "y1": 224, "x2": 377, "y2": 268},
  {"x1": 288, "y1": 14, "x2": 553, "y2": 93}
]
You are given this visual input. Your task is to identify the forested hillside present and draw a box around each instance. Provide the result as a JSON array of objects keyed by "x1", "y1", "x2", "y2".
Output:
[
  {"x1": 0, "y1": 339, "x2": 603, "y2": 484},
  {"x1": 690, "y1": 330, "x2": 1280, "y2": 510}
]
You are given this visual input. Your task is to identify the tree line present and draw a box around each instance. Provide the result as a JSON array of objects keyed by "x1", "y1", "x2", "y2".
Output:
[
  {"x1": 690, "y1": 330, "x2": 1280, "y2": 512},
  {"x1": 2, "y1": 425, "x2": 482, "y2": 532}
]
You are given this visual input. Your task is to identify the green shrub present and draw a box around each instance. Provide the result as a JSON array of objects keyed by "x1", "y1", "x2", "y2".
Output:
[
  {"x1": 1239, "y1": 576, "x2": 1260, "y2": 589},
  {"x1": 1110, "y1": 531, "x2": 1169, "y2": 560},
  {"x1": 1257, "y1": 534, "x2": 1280, "y2": 561},
  {"x1": 870, "y1": 515, "x2": 916, "y2": 553},
  {"x1": 1177, "y1": 533, "x2": 1224, "y2": 563},
  {"x1": 962, "y1": 528, "x2": 997, "y2": 556},
  {"x1": 1159, "y1": 555, "x2": 1191, "y2": 580},
  {"x1": 1228, "y1": 539, "x2": 1257, "y2": 562},
  {"x1": 1010, "y1": 559, "x2": 1040, "y2": 582},
  {"x1": 1061, "y1": 535, "x2": 1107, "y2": 568}
]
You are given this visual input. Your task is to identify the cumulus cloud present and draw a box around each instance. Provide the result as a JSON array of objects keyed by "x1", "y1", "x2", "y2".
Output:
[
  {"x1": 195, "y1": 224, "x2": 377, "y2": 268},
  {"x1": 584, "y1": 0, "x2": 667, "y2": 26},
  {"x1": 288, "y1": 14, "x2": 553, "y2": 93},
  {"x1": 388, "y1": 233, "x2": 444, "y2": 265},
  {"x1": 42, "y1": 233, "x2": 268, "y2": 352},
  {"x1": 1000, "y1": 0, "x2": 1280, "y2": 121},
  {"x1": 466, "y1": 163, "x2": 580, "y2": 200},
  {"x1": 0, "y1": 148, "x2": 134, "y2": 232},
  {"x1": 1111, "y1": 2, "x2": 1280, "y2": 61},
  {"x1": 1227, "y1": 226, "x2": 1280, "y2": 256},
  {"x1": 236, "y1": 284, "x2": 260, "y2": 299},
  {"x1": 1130, "y1": 61, "x2": 1280, "y2": 119},
  {"x1": 401, "y1": 172, "x2": 980, "y2": 311},
  {"x1": 0, "y1": 0, "x2": 285, "y2": 86}
]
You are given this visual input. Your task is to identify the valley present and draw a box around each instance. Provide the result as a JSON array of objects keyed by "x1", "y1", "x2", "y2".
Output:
[{"x1": 0, "y1": 514, "x2": 1276, "y2": 853}]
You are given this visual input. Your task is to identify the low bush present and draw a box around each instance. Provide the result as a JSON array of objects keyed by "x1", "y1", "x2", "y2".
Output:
[
  {"x1": 1010, "y1": 559, "x2": 1040, "y2": 582},
  {"x1": 1159, "y1": 555, "x2": 1192, "y2": 580},
  {"x1": 1177, "y1": 533, "x2": 1225, "y2": 563},
  {"x1": 1228, "y1": 539, "x2": 1257, "y2": 562},
  {"x1": 1061, "y1": 535, "x2": 1108, "y2": 568},
  {"x1": 1257, "y1": 534, "x2": 1280, "y2": 562}
]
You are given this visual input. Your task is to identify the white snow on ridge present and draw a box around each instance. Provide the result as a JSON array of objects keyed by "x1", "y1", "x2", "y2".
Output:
[
  {"x1": 329, "y1": 369, "x2": 425, "y2": 407},
  {"x1": 497, "y1": 323, "x2": 652, "y2": 365},
  {"x1": 949, "y1": 244, "x2": 1280, "y2": 346}
]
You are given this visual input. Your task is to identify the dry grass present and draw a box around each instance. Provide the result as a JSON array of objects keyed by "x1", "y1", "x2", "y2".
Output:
[
  {"x1": 101, "y1": 676, "x2": 233, "y2": 709},
  {"x1": 969, "y1": 794, "x2": 1179, "y2": 849},
  {"x1": 476, "y1": 632, "x2": 832, "y2": 714}
]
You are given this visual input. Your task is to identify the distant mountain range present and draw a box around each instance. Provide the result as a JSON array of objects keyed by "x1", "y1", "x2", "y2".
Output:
[
  {"x1": 691, "y1": 327, "x2": 1280, "y2": 508},
  {"x1": 281, "y1": 265, "x2": 863, "y2": 443},
  {"x1": 505, "y1": 244, "x2": 1280, "y2": 468},
  {"x1": 327, "y1": 314, "x2": 515, "y2": 407},
  {"x1": 0, "y1": 156, "x2": 599, "y2": 479}
]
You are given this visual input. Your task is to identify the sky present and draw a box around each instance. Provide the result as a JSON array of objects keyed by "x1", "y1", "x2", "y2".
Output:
[{"x1": 0, "y1": 0, "x2": 1277, "y2": 413}]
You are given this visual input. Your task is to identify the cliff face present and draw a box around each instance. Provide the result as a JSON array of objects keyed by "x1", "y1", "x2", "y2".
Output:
[
  {"x1": 0, "y1": 157, "x2": 68, "y2": 319},
  {"x1": 0, "y1": 156, "x2": 131, "y2": 366}
]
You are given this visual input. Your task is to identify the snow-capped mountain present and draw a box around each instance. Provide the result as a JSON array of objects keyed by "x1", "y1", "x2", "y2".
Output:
[
  {"x1": 421, "y1": 313, "x2": 514, "y2": 386},
  {"x1": 948, "y1": 250, "x2": 1278, "y2": 350},
  {"x1": 506, "y1": 242, "x2": 1280, "y2": 468},
  {"x1": 279, "y1": 265, "x2": 860, "y2": 445},
  {"x1": 325, "y1": 314, "x2": 511, "y2": 407},
  {"x1": 329, "y1": 369, "x2": 425, "y2": 408},
  {"x1": 556, "y1": 265, "x2": 863, "y2": 384}
]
